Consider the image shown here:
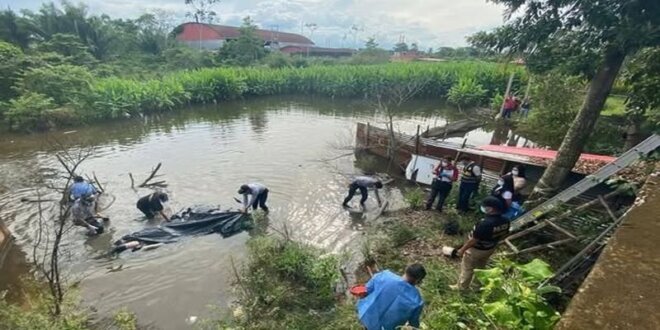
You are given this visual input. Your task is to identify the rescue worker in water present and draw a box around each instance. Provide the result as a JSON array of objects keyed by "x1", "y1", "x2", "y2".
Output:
[
  {"x1": 342, "y1": 176, "x2": 383, "y2": 209},
  {"x1": 238, "y1": 183, "x2": 269, "y2": 213}
]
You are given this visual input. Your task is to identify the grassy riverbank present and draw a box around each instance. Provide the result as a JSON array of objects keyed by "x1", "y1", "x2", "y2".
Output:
[
  {"x1": 205, "y1": 197, "x2": 561, "y2": 330},
  {"x1": 2, "y1": 61, "x2": 524, "y2": 132}
]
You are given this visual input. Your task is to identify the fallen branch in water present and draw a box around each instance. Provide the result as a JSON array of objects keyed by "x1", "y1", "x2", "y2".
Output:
[{"x1": 129, "y1": 163, "x2": 168, "y2": 189}]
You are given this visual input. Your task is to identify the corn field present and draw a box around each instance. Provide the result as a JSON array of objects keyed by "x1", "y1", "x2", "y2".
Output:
[{"x1": 84, "y1": 62, "x2": 524, "y2": 120}]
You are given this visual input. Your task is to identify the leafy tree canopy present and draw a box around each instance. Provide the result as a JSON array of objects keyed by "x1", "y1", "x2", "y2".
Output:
[{"x1": 469, "y1": 0, "x2": 660, "y2": 77}]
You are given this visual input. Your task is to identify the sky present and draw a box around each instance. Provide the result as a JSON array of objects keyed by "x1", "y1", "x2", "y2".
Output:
[{"x1": 0, "y1": 0, "x2": 506, "y2": 49}]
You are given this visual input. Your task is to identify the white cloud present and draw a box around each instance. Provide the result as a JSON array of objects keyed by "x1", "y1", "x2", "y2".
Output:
[{"x1": 0, "y1": 0, "x2": 505, "y2": 48}]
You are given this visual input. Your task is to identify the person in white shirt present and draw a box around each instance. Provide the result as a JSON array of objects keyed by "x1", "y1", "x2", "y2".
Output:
[
  {"x1": 343, "y1": 176, "x2": 383, "y2": 208},
  {"x1": 238, "y1": 183, "x2": 269, "y2": 213},
  {"x1": 426, "y1": 156, "x2": 457, "y2": 212}
]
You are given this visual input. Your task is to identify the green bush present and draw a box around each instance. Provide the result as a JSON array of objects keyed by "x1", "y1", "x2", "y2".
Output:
[
  {"x1": 517, "y1": 73, "x2": 586, "y2": 148},
  {"x1": 475, "y1": 259, "x2": 561, "y2": 330},
  {"x1": 6, "y1": 61, "x2": 520, "y2": 130},
  {"x1": 388, "y1": 222, "x2": 418, "y2": 247},
  {"x1": 5, "y1": 92, "x2": 57, "y2": 131},
  {"x1": 17, "y1": 64, "x2": 94, "y2": 105},
  {"x1": 0, "y1": 41, "x2": 24, "y2": 100},
  {"x1": 261, "y1": 51, "x2": 293, "y2": 68},
  {"x1": 404, "y1": 187, "x2": 426, "y2": 209},
  {"x1": 447, "y1": 77, "x2": 487, "y2": 108}
]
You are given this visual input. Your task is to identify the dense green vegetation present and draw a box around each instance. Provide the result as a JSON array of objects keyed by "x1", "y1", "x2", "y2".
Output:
[{"x1": 0, "y1": 59, "x2": 522, "y2": 131}]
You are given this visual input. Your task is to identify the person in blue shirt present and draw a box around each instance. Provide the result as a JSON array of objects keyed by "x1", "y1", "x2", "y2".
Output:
[
  {"x1": 357, "y1": 263, "x2": 426, "y2": 330},
  {"x1": 70, "y1": 176, "x2": 97, "y2": 201}
]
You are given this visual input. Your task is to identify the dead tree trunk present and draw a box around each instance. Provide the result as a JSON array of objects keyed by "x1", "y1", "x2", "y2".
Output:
[{"x1": 531, "y1": 48, "x2": 626, "y2": 201}]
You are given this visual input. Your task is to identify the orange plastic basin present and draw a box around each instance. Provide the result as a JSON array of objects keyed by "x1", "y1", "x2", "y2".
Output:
[{"x1": 350, "y1": 285, "x2": 367, "y2": 298}]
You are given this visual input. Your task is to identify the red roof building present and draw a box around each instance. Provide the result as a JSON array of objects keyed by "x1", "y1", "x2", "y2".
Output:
[{"x1": 175, "y1": 22, "x2": 315, "y2": 50}]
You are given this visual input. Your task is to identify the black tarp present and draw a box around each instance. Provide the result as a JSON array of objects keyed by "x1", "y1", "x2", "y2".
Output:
[{"x1": 113, "y1": 206, "x2": 250, "y2": 250}]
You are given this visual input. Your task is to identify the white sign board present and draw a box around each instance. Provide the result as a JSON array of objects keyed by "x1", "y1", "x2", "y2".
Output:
[{"x1": 405, "y1": 154, "x2": 441, "y2": 185}]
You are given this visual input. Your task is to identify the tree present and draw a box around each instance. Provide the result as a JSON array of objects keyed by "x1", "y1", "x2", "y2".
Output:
[
  {"x1": 435, "y1": 47, "x2": 455, "y2": 58},
  {"x1": 517, "y1": 73, "x2": 586, "y2": 148},
  {"x1": 393, "y1": 41, "x2": 408, "y2": 52},
  {"x1": 37, "y1": 33, "x2": 96, "y2": 66},
  {"x1": 470, "y1": 0, "x2": 660, "y2": 199},
  {"x1": 185, "y1": 0, "x2": 220, "y2": 24},
  {"x1": 410, "y1": 42, "x2": 419, "y2": 52},
  {"x1": 0, "y1": 41, "x2": 24, "y2": 100},
  {"x1": 217, "y1": 16, "x2": 266, "y2": 66},
  {"x1": 621, "y1": 47, "x2": 660, "y2": 149},
  {"x1": 364, "y1": 37, "x2": 378, "y2": 51},
  {"x1": 17, "y1": 64, "x2": 94, "y2": 105},
  {"x1": 0, "y1": 9, "x2": 32, "y2": 49}
]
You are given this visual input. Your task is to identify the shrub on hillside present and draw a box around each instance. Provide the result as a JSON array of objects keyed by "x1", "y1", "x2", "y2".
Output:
[{"x1": 17, "y1": 64, "x2": 94, "y2": 105}]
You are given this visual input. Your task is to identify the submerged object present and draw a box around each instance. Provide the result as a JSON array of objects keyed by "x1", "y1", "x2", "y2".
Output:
[{"x1": 112, "y1": 205, "x2": 250, "y2": 254}]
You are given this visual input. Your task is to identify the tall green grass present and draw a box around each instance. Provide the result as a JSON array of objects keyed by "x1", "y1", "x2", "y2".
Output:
[{"x1": 84, "y1": 62, "x2": 524, "y2": 120}]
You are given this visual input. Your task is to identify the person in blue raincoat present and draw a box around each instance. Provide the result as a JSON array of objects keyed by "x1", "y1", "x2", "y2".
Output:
[{"x1": 357, "y1": 263, "x2": 426, "y2": 330}]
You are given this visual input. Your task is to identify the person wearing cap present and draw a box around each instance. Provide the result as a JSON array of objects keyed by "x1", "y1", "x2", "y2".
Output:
[
  {"x1": 456, "y1": 155, "x2": 482, "y2": 212},
  {"x1": 238, "y1": 183, "x2": 269, "y2": 213},
  {"x1": 136, "y1": 191, "x2": 170, "y2": 221},
  {"x1": 69, "y1": 175, "x2": 104, "y2": 218},
  {"x1": 357, "y1": 263, "x2": 426, "y2": 330},
  {"x1": 342, "y1": 176, "x2": 383, "y2": 208},
  {"x1": 69, "y1": 176, "x2": 98, "y2": 200},
  {"x1": 426, "y1": 156, "x2": 458, "y2": 212},
  {"x1": 453, "y1": 196, "x2": 510, "y2": 290}
]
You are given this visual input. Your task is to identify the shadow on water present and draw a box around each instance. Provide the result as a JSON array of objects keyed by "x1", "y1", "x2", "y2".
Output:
[{"x1": 0, "y1": 95, "x2": 492, "y2": 329}]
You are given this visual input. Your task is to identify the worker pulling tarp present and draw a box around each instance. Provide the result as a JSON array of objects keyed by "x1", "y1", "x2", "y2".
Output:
[{"x1": 112, "y1": 205, "x2": 251, "y2": 254}]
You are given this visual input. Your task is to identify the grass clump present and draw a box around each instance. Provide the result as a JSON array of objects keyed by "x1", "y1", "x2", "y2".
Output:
[
  {"x1": 404, "y1": 186, "x2": 426, "y2": 210},
  {"x1": 205, "y1": 236, "x2": 361, "y2": 329}
]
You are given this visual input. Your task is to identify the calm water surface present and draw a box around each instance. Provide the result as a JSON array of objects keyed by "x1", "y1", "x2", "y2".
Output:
[{"x1": 0, "y1": 96, "x2": 495, "y2": 329}]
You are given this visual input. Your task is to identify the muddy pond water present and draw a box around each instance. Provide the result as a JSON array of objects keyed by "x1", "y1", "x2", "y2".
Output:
[{"x1": 0, "y1": 96, "x2": 496, "y2": 329}]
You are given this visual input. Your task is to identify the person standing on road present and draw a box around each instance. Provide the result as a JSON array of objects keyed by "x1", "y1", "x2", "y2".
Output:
[
  {"x1": 343, "y1": 176, "x2": 383, "y2": 209},
  {"x1": 456, "y1": 156, "x2": 482, "y2": 212},
  {"x1": 238, "y1": 183, "x2": 269, "y2": 213},
  {"x1": 426, "y1": 156, "x2": 457, "y2": 212},
  {"x1": 452, "y1": 196, "x2": 510, "y2": 290},
  {"x1": 357, "y1": 263, "x2": 426, "y2": 330}
]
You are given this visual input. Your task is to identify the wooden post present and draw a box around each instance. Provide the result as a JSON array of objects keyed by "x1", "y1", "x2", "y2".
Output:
[
  {"x1": 415, "y1": 125, "x2": 420, "y2": 154},
  {"x1": 365, "y1": 122, "x2": 370, "y2": 147},
  {"x1": 499, "y1": 72, "x2": 515, "y2": 116},
  {"x1": 523, "y1": 75, "x2": 532, "y2": 101}
]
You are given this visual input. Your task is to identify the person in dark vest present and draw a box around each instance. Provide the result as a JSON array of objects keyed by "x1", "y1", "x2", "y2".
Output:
[
  {"x1": 239, "y1": 183, "x2": 269, "y2": 213},
  {"x1": 452, "y1": 196, "x2": 510, "y2": 290},
  {"x1": 343, "y1": 176, "x2": 383, "y2": 208},
  {"x1": 491, "y1": 174, "x2": 514, "y2": 210},
  {"x1": 426, "y1": 156, "x2": 458, "y2": 212},
  {"x1": 136, "y1": 191, "x2": 170, "y2": 221},
  {"x1": 456, "y1": 156, "x2": 482, "y2": 212}
]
